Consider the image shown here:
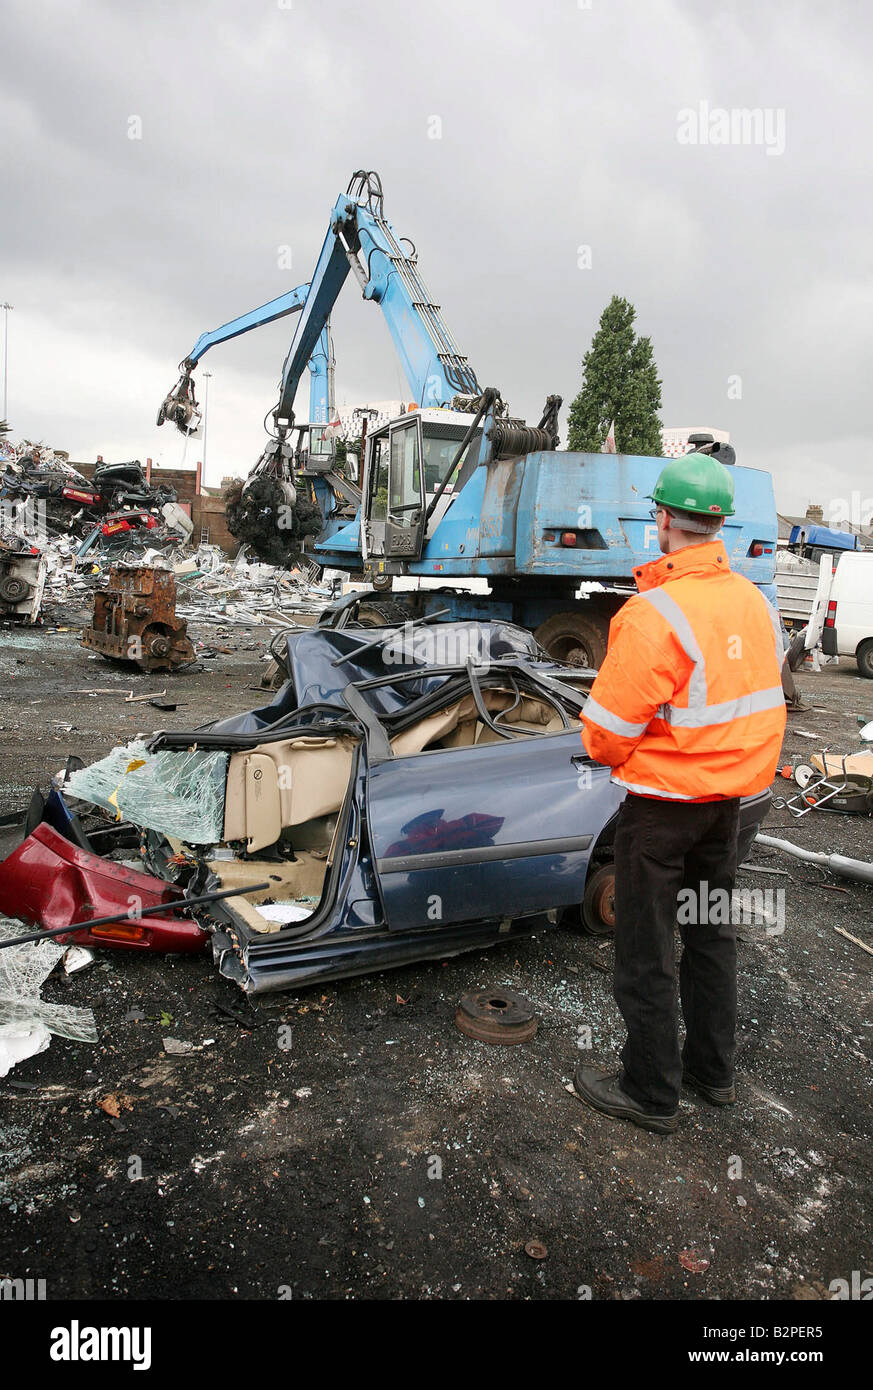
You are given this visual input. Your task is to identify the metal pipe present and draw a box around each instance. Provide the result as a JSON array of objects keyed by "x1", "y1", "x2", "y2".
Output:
[
  {"x1": 755, "y1": 833, "x2": 873, "y2": 884},
  {"x1": 0, "y1": 881, "x2": 271, "y2": 951},
  {"x1": 424, "y1": 388, "x2": 496, "y2": 527},
  {"x1": 1, "y1": 302, "x2": 12, "y2": 422}
]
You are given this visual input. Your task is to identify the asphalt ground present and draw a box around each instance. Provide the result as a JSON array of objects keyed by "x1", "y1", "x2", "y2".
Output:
[{"x1": 0, "y1": 624, "x2": 870, "y2": 1304}]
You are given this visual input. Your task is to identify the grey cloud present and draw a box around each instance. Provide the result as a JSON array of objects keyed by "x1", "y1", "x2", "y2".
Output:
[{"x1": 1, "y1": 0, "x2": 870, "y2": 511}]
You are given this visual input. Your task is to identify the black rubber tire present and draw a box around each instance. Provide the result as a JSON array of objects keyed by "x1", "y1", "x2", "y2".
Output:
[
  {"x1": 534, "y1": 610, "x2": 608, "y2": 669},
  {"x1": 356, "y1": 600, "x2": 412, "y2": 628},
  {"x1": 857, "y1": 639, "x2": 873, "y2": 679},
  {"x1": 581, "y1": 862, "x2": 616, "y2": 937}
]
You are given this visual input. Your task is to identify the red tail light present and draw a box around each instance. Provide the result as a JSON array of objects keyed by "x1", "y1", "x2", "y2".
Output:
[
  {"x1": 750, "y1": 542, "x2": 764, "y2": 557},
  {"x1": 561, "y1": 532, "x2": 577, "y2": 547},
  {"x1": 824, "y1": 600, "x2": 837, "y2": 628}
]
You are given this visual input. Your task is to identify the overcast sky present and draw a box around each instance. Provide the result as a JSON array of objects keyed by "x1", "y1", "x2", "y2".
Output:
[{"x1": 2, "y1": 0, "x2": 870, "y2": 514}]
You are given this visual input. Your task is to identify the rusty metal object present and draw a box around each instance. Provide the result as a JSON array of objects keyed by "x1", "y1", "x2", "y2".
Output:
[
  {"x1": 81, "y1": 565, "x2": 195, "y2": 672},
  {"x1": 454, "y1": 987, "x2": 538, "y2": 1045},
  {"x1": 582, "y1": 863, "x2": 616, "y2": 936}
]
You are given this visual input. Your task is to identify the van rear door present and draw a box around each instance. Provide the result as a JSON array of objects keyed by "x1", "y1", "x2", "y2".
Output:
[{"x1": 808, "y1": 554, "x2": 836, "y2": 652}]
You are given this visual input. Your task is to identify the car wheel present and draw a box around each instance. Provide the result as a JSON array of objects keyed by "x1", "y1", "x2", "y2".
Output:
[
  {"x1": 857, "y1": 640, "x2": 873, "y2": 679},
  {"x1": 582, "y1": 862, "x2": 616, "y2": 936},
  {"x1": 534, "y1": 611, "x2": 608, "y2": 669}
]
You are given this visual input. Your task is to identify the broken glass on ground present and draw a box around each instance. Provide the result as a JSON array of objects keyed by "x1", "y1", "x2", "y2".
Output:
[{"x1": 0, "y1": 917, "x2": 97, "y2": 1058}]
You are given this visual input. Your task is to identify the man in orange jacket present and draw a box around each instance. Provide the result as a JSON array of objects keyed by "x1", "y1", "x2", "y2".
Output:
[{"x1": 574, "y1": 453, "x2": 786, "y2": 1133}]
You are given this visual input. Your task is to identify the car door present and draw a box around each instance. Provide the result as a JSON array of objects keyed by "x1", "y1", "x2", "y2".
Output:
[
  {"x1": 365, "y1": 730, "x2": 624, "y2": 931},
  {"x1": 365, "y1": 416, "x2": 425, "y2": 561}
]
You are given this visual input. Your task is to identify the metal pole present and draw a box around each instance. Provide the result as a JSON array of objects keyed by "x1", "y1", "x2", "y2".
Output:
[
  {"x1": 0, "y1": 880, "x2": 271, "y2": 951},
  {"x1": 1, "y1": 303, "x2": 12, "y2": 423},
  {"x1": 202, "y1": 370, "x2": 212, "y2": 480}
]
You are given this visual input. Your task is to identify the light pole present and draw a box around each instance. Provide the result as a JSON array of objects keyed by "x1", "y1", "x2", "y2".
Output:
[
  {"x1": 1, "y1": 303, "x2": 12, "y2": 424},
  {"x1": 201, "y1": 370, "x2": 212, "y2": 481}
]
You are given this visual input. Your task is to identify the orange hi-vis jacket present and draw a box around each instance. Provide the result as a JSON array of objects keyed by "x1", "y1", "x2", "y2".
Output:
[{"x1": 580, "y1": 540, "x2": 787, "y2": 801}]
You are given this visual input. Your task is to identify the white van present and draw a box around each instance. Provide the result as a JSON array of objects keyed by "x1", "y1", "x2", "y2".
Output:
[{"x1": 817, "y1": 552, "x2": 873, "y2": 677}]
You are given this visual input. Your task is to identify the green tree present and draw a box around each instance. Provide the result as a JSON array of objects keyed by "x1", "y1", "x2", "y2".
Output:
[
  {"x1": 334, "y1": 434, "x2": 363, "y2": 482},
  {"x1": 567, "y1": 296, "x2": 663, "y2": 455}
]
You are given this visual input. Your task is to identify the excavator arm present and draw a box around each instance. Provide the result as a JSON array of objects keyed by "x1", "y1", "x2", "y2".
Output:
[
  {"x1": 159, "y1": 170, "x2": 480, "y2": 439},
  {"x1": 183, "y1": 285, "x2": 310, "y2": 369},
  {"x1": 274, "y1": 171, "x2": 479, "y2": 427},
  {"x1": 157, "y1": 282, "x2": 335, "y2": 433}
]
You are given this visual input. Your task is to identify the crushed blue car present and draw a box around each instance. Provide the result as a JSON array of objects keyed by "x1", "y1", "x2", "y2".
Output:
[{"x1": 11, "y1": 600, "x2": 771, "y2": 994}]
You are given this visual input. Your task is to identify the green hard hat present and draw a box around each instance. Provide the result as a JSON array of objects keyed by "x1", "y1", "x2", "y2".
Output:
[{"x1": 649, "y1": 452, "x2": 735, "y2": 518}]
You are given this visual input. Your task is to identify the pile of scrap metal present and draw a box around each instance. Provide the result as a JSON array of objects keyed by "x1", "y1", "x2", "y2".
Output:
[
  {"x1": 172, "y1": 548, "x2": 342, "y2": 634},
  {"x1": 0, "y1": 594, "x2": 773, "y2": 995},
  {"x1": 0, "y1": 448, "x2": 178, "y2": 544},
  {"x1": 0, "y1": 444, "x2": 200, "y2": 624},
  {"x1": 81, "y1": 564, "x2": 195, "y2": 672},
  {"x1": 774, "y1": 725, "x2": 873, "y2": 818}
]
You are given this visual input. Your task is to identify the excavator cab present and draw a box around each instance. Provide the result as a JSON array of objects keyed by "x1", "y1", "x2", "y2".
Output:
[
  {"x1": 304, "y1": 424, "x2": 337, "y2": 475},
  {"x1": 362, "y1": 408, "x2": 482, "y2": 566}
]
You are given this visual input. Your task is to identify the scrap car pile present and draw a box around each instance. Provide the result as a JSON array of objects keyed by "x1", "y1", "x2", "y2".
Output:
[{"x1": 0, "y1": 439, "x2": 193, "y2": 625}]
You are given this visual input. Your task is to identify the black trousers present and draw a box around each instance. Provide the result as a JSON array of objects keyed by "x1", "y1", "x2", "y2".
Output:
[{"x1": 612, "y1": 792, "x2": 740, "y2": 1114}]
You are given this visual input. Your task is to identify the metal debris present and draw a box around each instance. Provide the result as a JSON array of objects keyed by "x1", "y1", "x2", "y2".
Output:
[
  {"x1": 0, "y1": 536, "x2": 46, "y2": 624},
  {"x1": 833, "y1": 925, "x2": 873, "y2": 958},
  {"x1": 454, "y1": 988, "x2": 538, "y2": 1045},
  {"x1": 757, "y1": 833, "x2": 873, "y2": 884}
]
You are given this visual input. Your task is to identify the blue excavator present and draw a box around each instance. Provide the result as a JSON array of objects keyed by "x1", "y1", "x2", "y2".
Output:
[{"x1": 159, "y1": 169, "x2": 778, "y2": 665}]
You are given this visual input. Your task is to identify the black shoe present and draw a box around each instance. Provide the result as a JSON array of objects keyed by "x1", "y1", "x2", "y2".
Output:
[
  {"x1": 682, "y1": 1069, "x2": 736, "y2": 1106},
  {"x1": 572, "y1": 1063, "x2": 678, "y2": 1134}
]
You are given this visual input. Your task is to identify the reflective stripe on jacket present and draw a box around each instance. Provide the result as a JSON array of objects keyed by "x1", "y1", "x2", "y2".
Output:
[{"x1": 580, "y1": 539, "x2": 786, "y2": 801}]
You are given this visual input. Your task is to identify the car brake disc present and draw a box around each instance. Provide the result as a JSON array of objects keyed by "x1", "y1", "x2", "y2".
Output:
[{"x1": 454, "y1": 988, "x2": 538, "y2": 1045}]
